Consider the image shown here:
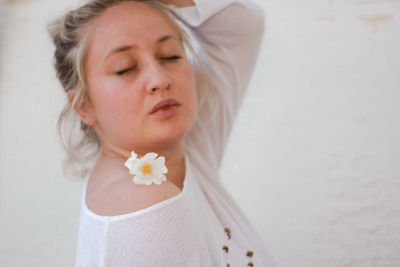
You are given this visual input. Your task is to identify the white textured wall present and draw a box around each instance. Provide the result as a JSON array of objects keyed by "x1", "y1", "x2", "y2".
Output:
[
  {"x1": 0, "y1": 0, "x2": 399, "y2": 266},
  {"x1": 220, "y1": 0, "x2": 400, "y2": 266}
]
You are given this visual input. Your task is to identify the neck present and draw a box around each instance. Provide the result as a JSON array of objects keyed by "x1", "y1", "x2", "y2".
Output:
[
  {"x1": 98, "y1": 139, "x2": 187, "y2": 190},
  {"x1": 100, "y1": 139, "x2": 186, "y2": 160}
]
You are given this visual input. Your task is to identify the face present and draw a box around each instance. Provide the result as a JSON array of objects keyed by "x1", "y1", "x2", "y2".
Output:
[{"x1": 81, "y1": 2, "x2": 198, "y2": 153}]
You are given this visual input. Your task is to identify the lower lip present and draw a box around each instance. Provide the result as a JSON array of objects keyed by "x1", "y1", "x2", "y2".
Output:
[{"x1": 151, "y1": 104, "x2": 180, "y2": 118}]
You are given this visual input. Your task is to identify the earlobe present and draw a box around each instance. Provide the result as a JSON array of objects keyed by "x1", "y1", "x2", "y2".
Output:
[{"x1": 67, "y1": 90, "x2": 97, "y2": 126}]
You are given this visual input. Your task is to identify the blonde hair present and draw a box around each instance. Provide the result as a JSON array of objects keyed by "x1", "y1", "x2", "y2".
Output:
[{"x1": 49, "y1": 0, "x2": 219, "y2": 180}]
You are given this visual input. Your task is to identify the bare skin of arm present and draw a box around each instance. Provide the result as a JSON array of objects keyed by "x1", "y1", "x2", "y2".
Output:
[{"x1": 160, "y1": 0, "x2": 195, "y2": 7}]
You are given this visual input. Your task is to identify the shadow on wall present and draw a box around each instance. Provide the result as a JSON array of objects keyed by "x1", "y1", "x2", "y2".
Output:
[
  {"x1": 0, "y1": 3, "x2": 6, "y2": 93},
  {"x1": 6, "y1": 0, "x2": 34, "y2": 3},
  {"x1": 0, "y1": 0, "x2": 36, "y2": 92}
]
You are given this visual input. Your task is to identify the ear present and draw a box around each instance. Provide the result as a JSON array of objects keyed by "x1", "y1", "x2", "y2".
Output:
[{"x1": 67, "y1": 90, "x2": 97, "y2": 126}]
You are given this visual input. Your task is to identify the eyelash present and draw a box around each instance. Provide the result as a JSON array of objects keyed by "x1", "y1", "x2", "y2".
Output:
[
  {"x1": 116, "y1": 67, "x2": 135, "y2": 76},
  {"x1": 115, "y1": 55, "x2": 182, "y2": 76},
  {"x1": 164, "y1": 55, "x2": 181, "y2": 61}
]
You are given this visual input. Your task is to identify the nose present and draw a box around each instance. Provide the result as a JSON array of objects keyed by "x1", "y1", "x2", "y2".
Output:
[{"x1": 144, "y1": 58, "x2": 171, "y2": 94}]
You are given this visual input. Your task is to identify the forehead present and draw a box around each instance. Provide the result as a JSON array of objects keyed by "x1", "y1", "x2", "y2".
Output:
[{"x1": 88, "y1": 2, "x2": 180, "y2": 52}]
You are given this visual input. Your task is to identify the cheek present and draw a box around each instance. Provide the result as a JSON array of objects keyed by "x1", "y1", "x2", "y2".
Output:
[
  {"x1": 189, "y1": 73, "x2": 198, "y2": 114},
  {"x1": 182, "y1": 69, "x2": 198, "y2": 123},
  {"x1": 180, "y1": 64, "x2": 197, "y2": 102},
  {"x1": 89, "y1": 80, "x2": 143, "y2": 123}
]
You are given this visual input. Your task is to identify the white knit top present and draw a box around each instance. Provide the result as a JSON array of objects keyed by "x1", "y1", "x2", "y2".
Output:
[{"x1": 75, "y1": 0, "x2": 276, "y2": 266}]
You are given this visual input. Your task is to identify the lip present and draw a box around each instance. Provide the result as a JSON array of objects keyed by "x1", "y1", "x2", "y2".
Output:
[
  {"x1": 151, "y1": 104, "x2": 179, "y2": 119},
  {"x1": 150, "y1": 98, "x2": 180, "y2": 114}
]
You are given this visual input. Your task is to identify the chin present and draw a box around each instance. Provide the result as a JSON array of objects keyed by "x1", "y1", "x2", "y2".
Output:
[
  {"x1": 147, "y1": 111, "x2": 197, "y2": 144},
  {"x1": 152, "y1": 121, "x2": 190, "y2": 144}
]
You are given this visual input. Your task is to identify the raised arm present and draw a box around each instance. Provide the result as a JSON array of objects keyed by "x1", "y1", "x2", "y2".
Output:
[{"x1": 167, "y1": 0, "x2": 266, "y2": 170}]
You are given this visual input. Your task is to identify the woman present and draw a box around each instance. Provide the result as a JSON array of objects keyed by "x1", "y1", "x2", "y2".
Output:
[{"x1": 49, "y1": 0, "x2": 276, "y2": 266}]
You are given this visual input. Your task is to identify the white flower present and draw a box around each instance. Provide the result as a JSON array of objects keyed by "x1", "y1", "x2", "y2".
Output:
[{"x1": 124, "y1": 150, "x2": 168, "y2": 185}]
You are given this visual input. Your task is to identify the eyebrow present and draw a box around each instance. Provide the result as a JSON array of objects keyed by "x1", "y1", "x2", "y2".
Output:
[{"x1": 103, "y1": 35, "x2": 180, "y2": 63}]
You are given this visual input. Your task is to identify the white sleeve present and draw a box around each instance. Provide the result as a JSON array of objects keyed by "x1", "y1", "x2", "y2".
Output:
[
  {"x1": 99, "y1": 199, "x2": 205, "y2": 266},
  {"x1": 168, "y1": 0, "x2": 266, "y2": 169}
]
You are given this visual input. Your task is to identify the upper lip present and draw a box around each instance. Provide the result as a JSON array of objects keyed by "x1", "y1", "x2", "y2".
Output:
[{"x1": 150, "y1": 98, "x2": 180, "y2": 114}]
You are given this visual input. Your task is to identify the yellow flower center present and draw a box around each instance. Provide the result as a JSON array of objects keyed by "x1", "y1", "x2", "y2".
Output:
[{"x1": 141, "y1": 163, "x2": 152, "y2": 175}]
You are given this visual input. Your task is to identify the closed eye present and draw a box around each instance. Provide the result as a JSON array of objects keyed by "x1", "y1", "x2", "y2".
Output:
[
  {"x1": 116, "y1": 67, "x2": 135, "y2": 76},
  {"x1": 163, "y1": 55, "x2": 181, "y2": 61}
]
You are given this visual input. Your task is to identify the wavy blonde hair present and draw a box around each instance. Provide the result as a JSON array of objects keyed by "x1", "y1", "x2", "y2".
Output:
[{"x1": 48, "y1": 0, "x2": 218, "y2": 180}]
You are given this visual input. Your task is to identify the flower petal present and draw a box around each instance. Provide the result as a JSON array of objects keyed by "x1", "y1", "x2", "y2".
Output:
[
  {"x1": 124, "y1": 151, "x2": 137, "y2": 165},
  {"x1": 154, "y1": 157, "x2": 168, "y2": 173},
  {"x1": 130, "y1": 160, "x2": 142, "y2": 173},
  {"x1": 133, "y1": 175, "x2": 146, "y2": 185},
  {"x1": 124, "y1": 150, "x2": 139, "y2": 169},
  {"x1": 153, "y1": 179, "x2": 162, "y2": 185},
  {"x1": 161, "y1": 165, "x2": 168, "y2": 174},
  {"x1": 130, "y1": 151, "x2": 137, "y2": 159},
  {"x1": 151, "y1": 169, "x2": 162, "y2": 179},
  {"x1": 124, "y1": 158, "x2": 134, "y2": 169},
  {"x1": 135, "y1": 171, "x2": 146, "y2": 180},
  {"x1": 156, "y1": 156, "x2": 165, "y2": 165},
  {"x1": 143, "y1": 152, "x2": 158, "y2": 161},
  {"x1": 128, "y1": 151, "x2": 169, "y2": 186}
]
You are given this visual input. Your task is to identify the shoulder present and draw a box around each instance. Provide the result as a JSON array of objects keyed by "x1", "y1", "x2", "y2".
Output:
[{"x1": 87, "y1": 175, "x2": 182, "y2": 216}]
